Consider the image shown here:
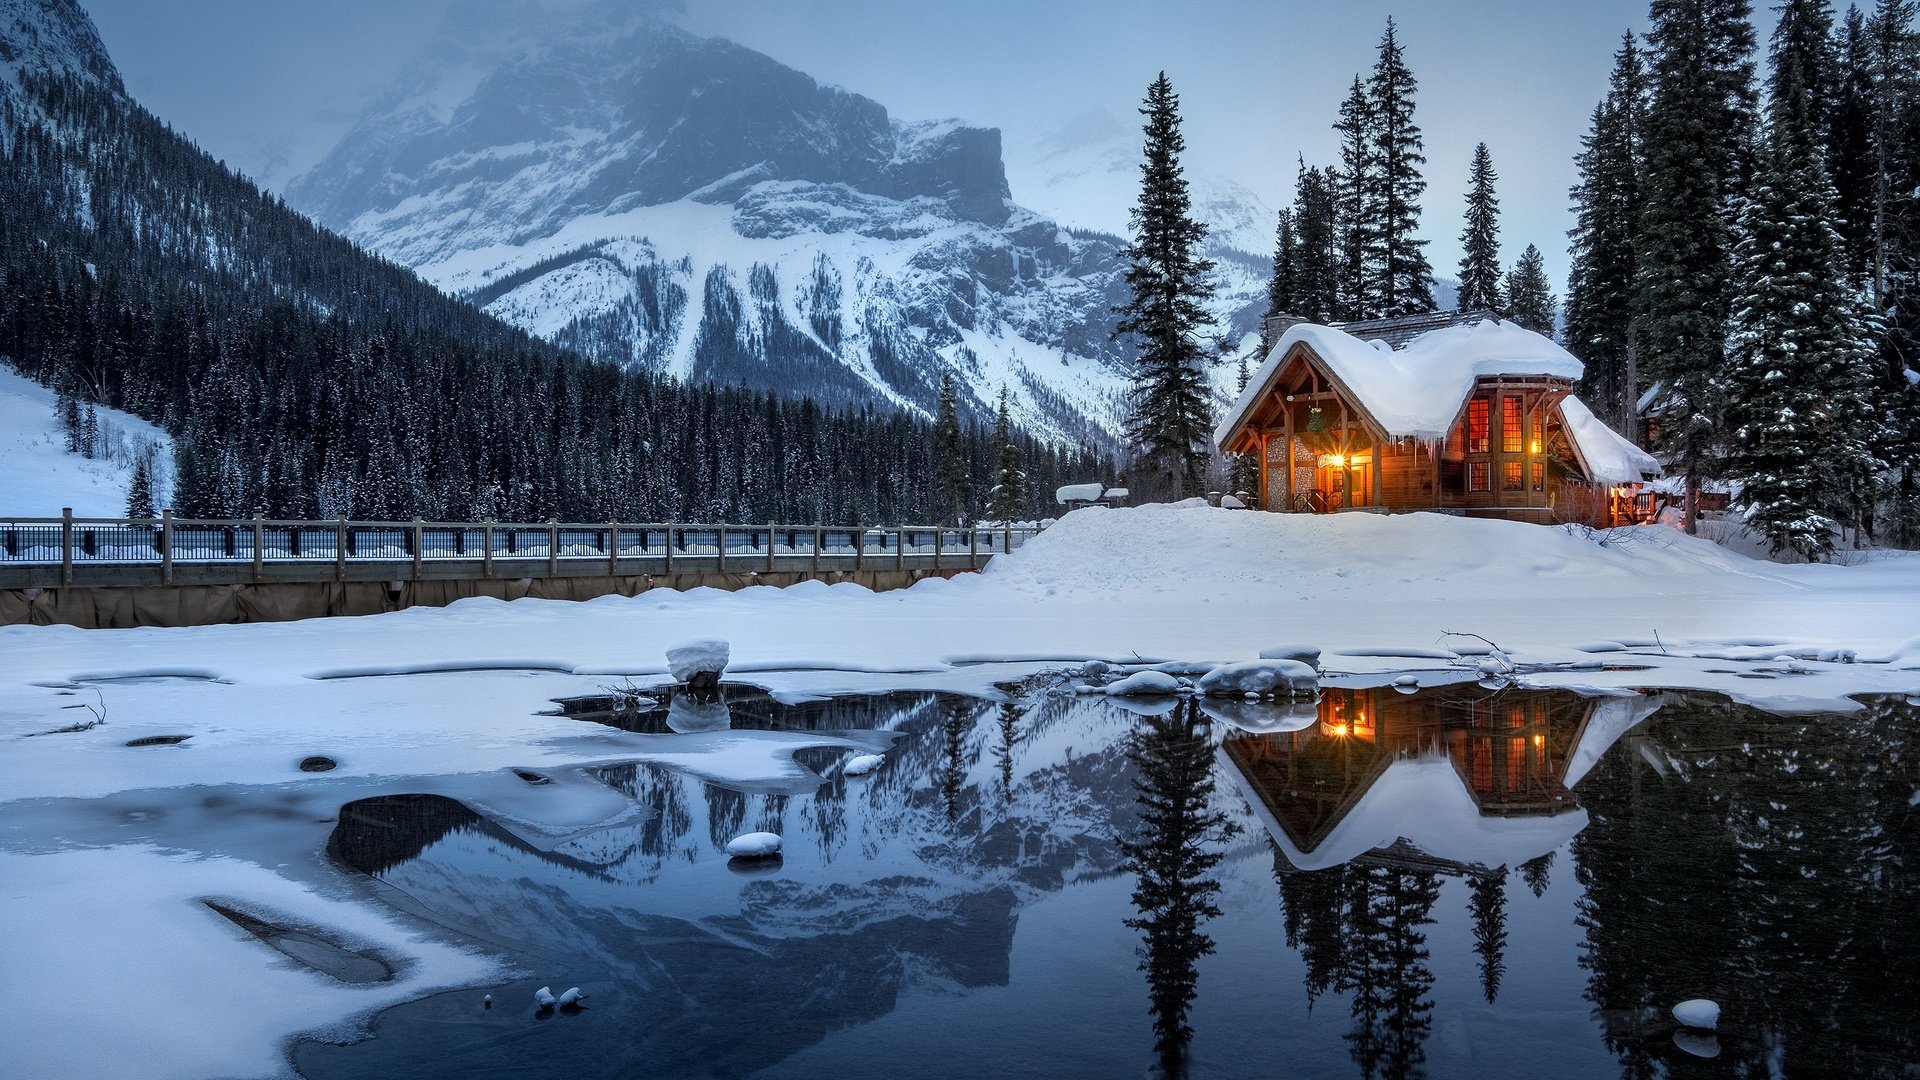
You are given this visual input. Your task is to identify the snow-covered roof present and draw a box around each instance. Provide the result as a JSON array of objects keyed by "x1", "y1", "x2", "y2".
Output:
[
  {"x1": 1215, "y1": 318, "x2": 1585, "y2": 445},
  {"x1": 1561, "y1": 397, "x2": 1661, "y2": 485}
]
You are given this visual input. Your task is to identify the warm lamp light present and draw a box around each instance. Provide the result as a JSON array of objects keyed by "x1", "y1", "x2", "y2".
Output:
[
  {"x1": 1323, "y1": 453, "x2": 1347, "y2": 469},
  {"x1": 1533, "y1": 734, "x2": 1545, "y2": 747},
  {"x1": 1530, "y1": 439, "x2": 1542, "y2": 454},
  {"x1": 1328, "y1": 722, "x2": 1350, "y2": 737}
]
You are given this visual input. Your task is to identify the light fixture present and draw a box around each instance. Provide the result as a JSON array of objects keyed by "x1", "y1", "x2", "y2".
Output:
[
  {"x1": 1530, "y1": 439, "x2": 1542, "y2": 454},
  {"x1": 1323, "y1": 453, "x2": 1347, "y2": 469}
]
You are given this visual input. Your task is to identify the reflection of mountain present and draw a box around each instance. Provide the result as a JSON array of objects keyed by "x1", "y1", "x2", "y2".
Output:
[
  {"x1": 1224, "y1": 685, "x2": 1661, "y2": 874},
  {"x1": 303, "y1": 691, "x2": 1155, "y2": 1078}
]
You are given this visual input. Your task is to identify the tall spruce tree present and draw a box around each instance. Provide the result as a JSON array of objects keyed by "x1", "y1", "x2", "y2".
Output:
[
  {"x1": 1333, "y1": 77, "x2": 1377, "y2": 321},
  {"x1": 1363, "y1": 18, "x2": 1438, "y2": 317},
  {"x1": 1830, "y1": 5, "x2": 1878, "y2": 279},
  {"x1": 1290, "y1": 159, "x2": 1343, "y2": 322},
  {"x1": 124, "y1": 449, "x2": 156, "y2": 519},
  {"x1": 934, "y1": 370, "x2": 966, "y2": 523},
  {"x1": 1456, "y1": 142, "x2": 1504, "y2": 312},
  {"x1": 1113, "y1": 72, "x2": 1218, "y2": 501},
  {"x1": 1866, "y1": 0, "x2": 1920, "y2": 544},
  {"x1": 1724, "y1": 23, "x2": 1885, "y2": 557},
  {"x1": 1567, "y1": 33, "x2": 1649, "y2": 435},
  {"x1": 1504, "y1": 244, "x2": 1558, "y2": 335},
  {"x1": 1637, "y1": 0, "x2": 1759, "y2": 533},
  {"x1": 1266, "y1": 207, "x2": 1300, "y2": 333},
  {"x1": 1227, "y1": 354, "x2": 1261, "y2": 497},
  {"x1": 987, "y1": 387, "x2": 1026, "y2": 523}
]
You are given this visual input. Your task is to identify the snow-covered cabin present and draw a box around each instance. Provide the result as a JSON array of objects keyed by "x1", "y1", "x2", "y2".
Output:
[{"x1": 1215, "y1": 314, "x2": 1658, "y2": 527}]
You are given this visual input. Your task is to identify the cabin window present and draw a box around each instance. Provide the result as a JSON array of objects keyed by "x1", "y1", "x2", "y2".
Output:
[
  {"x1": 1532, "y1": 462, "x2": 1545, "y2": 491},
  {"x1": 1501, "y1": 396, "x2": 1523, "y2": 453},
  {"x1": 1467, "y1": 397, "x2": 1490, "y2": 453},
  {"x1": 1469, "y1": 461, "x2": 1489, "y2": 492},
  {"x1": 1504, "y1": 461, "x2": 1523, "y2": 490}
]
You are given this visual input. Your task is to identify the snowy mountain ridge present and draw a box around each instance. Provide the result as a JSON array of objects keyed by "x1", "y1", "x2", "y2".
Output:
[
  {"x1": 0, "y1": 0, "x2": 119, "y2": 104},
  {"x1": 289, "y1": 13, "x2": 1271, "y2": 446}
]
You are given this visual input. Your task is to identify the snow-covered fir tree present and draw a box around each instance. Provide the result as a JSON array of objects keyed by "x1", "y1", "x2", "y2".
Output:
[
  {"x1": 1288, "y1": 159, "x2": 1343, "y2": 323},
  {"x1": 1636, "y1": 0, "x2": 1758, "y2": 533},
  {"x1": 1724, "y1": 28, "x2": 1885, "y2": 558},
  {"x1": 1113, "y1": 72, "x2": 1218, "y2": 501},
  {"x1": 1566, "y1": 33, "x2": 1649, "y2": 435},
  {"x1": 1266, "y1": 207, "x2": 1300, "y2": 340},
  {"x1": 1503, "y1": 244, "x2": 1557, "y2": 336},
  {"x1": 1865, "y1": 0, "x2": 1920, "y2": 545},
  {"x1": 124, "y1": 449, "x2": 156, "y2": 520},
  {"x1": 1333, "y1": 76, "x2": 1376, "y2": 322},
  {"x1": 1456, "y1": 142, "x2": 1503, "y2": 312},
  {"x1": 934, "y1": 370, "x2": 966, "y2": 523},
  {"x1": 1227, "y1": 355, "x2": 1260, "y2": 498}
]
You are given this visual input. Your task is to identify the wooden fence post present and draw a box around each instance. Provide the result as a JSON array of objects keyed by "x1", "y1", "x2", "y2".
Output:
[
  {"x1": 161, "y1": 508, "x2": 172, "y2": 585},
  {"x1": 482, "y1": 520, "x2": 494, "y2": 579},
  {"x1": 663, "y1": 524, "x2": 674, "y2": 576},
  {"x1": 896, "y1": 525, "x2": 905, "y2": 570},
  {"x1": 717, "y1": 523, "x2": 727, "y2": 574},
  {"x1": 1003, "y1": 524, "x2": 1011, "y2": 554},
  {"x1": 60, "y1": 507, "x2": 72, "y2": 587},
  {"x1": 335, "y1": 517, "x2": 347, "y2": 582},
  {"x1": 969, "y1": 525, "x2": 978, "y2": 567},
  {"x1": 854, "y1": 527, "x2": 864, "y2": 571},
  {"x1": 766, "y1": 521, "x2": 776, "y2": 573},
  {"x1": 252, "y1": 517, "x2": 264, "y2": 583},
  {"x1": 812, "y1": 524, "x2": 822, "y2": 574},
  {"x1": 934, "y1": 527, "x2": 943, "y2": 571},
  {"x1": 548, "y1": 520, "x2": 559, "y2": 579},
  {"x1": 412, "y1": 520, "x2": 423, "y2": 581},
  {"x1": 608, "y1": 520, "x2": 619, "y2": 577}
]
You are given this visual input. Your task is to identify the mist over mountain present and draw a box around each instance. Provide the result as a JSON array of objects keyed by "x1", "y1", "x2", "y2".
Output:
[{"x1": 289, "y1": 11, "x2": 1273, "y2": 445}]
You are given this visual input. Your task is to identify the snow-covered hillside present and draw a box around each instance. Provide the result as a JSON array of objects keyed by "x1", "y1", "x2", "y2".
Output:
[
  {"x1": 0, "y1": 365, "x2": 170, "y2": 516},
  {"x1": 287, "y1": 12, "x2": 1266, "y2": 445}
]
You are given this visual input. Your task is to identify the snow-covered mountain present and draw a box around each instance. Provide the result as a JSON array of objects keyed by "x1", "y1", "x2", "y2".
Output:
[
  {"x1": 0, "y1": 0, "x2": 118, "y2": 102},
  {"x1": 289, "y1": 10, "x2": 1268, "y2": 446}
]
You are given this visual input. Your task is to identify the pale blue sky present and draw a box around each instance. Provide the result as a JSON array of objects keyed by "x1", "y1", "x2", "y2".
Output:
[{"x1": 80, "y1": 0, "x2": 1676, "y2": 290}]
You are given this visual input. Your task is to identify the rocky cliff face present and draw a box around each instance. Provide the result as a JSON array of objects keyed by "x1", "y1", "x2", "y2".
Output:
[
  {"x1": 290, "y1": 13, "x2": 1266, "y2": 445},
  {"x1": 0, "y1": 0, "x2": 122, "y2": 103}
]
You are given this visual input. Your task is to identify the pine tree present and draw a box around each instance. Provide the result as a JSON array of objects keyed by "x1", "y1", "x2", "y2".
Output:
[
  {"x1": 1468, "y1": 869, "x2": 1509, "y2": 1004},
  {"x1": 1566, "y1": 33, "x2": 1649, "y2": 435},
  {"x1": 124, "y1": 448, "x2": 156, "y2": 519},
  {"x1": 1866, "y1": 0, "x2": 1920, "y2": 545},
  {"x1": 79, "y1": 403, "x2": 98, "y2": 459},
  {"x1": 1290, "y1": 159, "x2": 1343, "y2": 322},
  {"x1": 1114, "y1": 73, "x2": 1218, "y2": 501},
  {"x1": 1723, "y1": 50, "x2": 1884, "y2": 558},
  {"x1": 1266, "y1": 207, "x2": 1300, "y2": 331},
  {"x1": 1333, "y1": 77, "x2": 1376, "y2": 321},
  {"x1": 987, "y1": 387, "x2": 1026, "y2": 523},
  {"x1": 1364, "y1": 18, "x2": 1437, "y2": 317},
  {"x1": 1456, "y1": 143, "x2": 1503, "y2": 312},
  {"x1": 930, "y1": 371, "x2": 967, "y2": 524},
  {"x1": 1503, "y1": 244, "x2": 1558, "y2": 335},
  {"x1": 1637, "y1": 0, "x2": 1759, "y2": 534},
  {"x1": 1227, "y1": 355, "x2": 1261, "y2": 498}
]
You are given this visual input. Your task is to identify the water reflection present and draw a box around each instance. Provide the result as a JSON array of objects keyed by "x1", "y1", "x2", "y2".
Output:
[{"x1": 292, "y1": 684, "x2": 1917, "y2": 1080}]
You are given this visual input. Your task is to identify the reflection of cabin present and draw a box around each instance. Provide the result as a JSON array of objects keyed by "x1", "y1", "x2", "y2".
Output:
[
  {"x1": 1221, "y1": 684, "x2": 1655, "y2": 874},
  {"x1": 1215, "y1": 313, "x2": 1659, "y2": 526}
]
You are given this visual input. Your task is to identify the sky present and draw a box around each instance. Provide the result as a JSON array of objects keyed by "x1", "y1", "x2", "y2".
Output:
[{"x1": 77, "y1": 0, "x2": 1672, "y2": 292}]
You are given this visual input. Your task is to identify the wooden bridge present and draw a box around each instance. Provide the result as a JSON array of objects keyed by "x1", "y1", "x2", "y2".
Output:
[{"x1": 0, "y1": 511, "x2": 1043, "y2": 628}]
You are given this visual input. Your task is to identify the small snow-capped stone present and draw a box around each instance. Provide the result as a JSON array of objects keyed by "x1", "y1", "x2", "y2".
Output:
[
  {"x1": 1258, "y1": 644, "x2": 1322, "y2": 668},
  {"x1": 1672, "y1": 998, "x2": 1720, "y2": 1030},
  {"x1": 534, "y1": 986, "x2": 557, "y2": 1008},
  {"x1": 1198, "y1": 659, "x2": 1318, "y2": 697},
  {"x1": 1075, "y1": 659, "x2": 1112, "y2": 678},
  {"x1": 843, "y1": 753, "x2": 886, "y2": 776},
  {"x1": 1104, "y1": 670, "x2": 1183, "y2": 696},
  {"x1": 1218, "y1": 494, "x2": 1246, "y2": 509},
  {"x1": 666, "y1": 639, "x2": 729, "y2": 683},
  {"x1": 725, "y1": 831, "x2": 782, "y2": 858},
  {"x1": 557, "y1": 987, "x2": 585, "y2": 1007},
  {"x1": 482, "y1": 994, "x2": 493, "y2": 1008}
]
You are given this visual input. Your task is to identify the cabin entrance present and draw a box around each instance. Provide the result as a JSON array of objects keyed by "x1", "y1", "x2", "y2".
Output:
[{"x1": 1312, "y1": 453, "x2": 1373, "y2": 512}]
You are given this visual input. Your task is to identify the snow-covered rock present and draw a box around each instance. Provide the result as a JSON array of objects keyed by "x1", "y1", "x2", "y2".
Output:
[
  {"x1": 666, "y1": 639, "x2": 729, "y2": 684},
  {"x1": 1197, "y1": 659, "x2": 1318, "y2": 698},
  {"x1": 534, "y1": 986, "x2": 556, "y2": 1008},
  {"x1": 842, "y1": 753, "x2": 886, "y2": 776},
  {"x1": 556, "y1": 987, "x2": 585, "y2": 1007},
  {"x1": 1672, "y1": 999, "x2": 1720, "y2": 1030},
  {"x1": 724, "y1": 832, "x2": 782, "y2": 858},
  {"x1": 1218, "y1": 494, "x2": 1246, "y2": 509},
  {"x1": 1103, "y1": 670, "x2": 1182, "y2": 697}
]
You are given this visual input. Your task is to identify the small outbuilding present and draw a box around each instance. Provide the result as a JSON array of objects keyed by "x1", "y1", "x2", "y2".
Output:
[{"x1": 1214, "y1": 313, "x2": 1658, "y2": 527}]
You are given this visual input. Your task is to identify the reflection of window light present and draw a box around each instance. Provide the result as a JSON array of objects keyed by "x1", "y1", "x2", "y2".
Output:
[
  {"x1": 1533, "y1": 734, "x2": 1545, "y2": 747},
  {"x1": 1328, "y1": 722, "x2": 1349, "y2": 737}
]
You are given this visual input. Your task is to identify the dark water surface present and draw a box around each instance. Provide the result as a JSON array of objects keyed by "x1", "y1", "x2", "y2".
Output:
[{"x1": 294, "y1": 685, "x2": 1918, "y2": 1079}]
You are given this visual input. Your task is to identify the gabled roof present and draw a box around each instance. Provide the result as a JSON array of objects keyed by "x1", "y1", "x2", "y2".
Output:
[
  {"x1": 1216, "y1": 318, "x2": 1584, "y2": 446},
  {"x1": 1560, "y1": 397, "x2": 1661, "y2": 485},
  {"x1": 1337, "y1": 307, "x2": 1504, "y2": 348}
]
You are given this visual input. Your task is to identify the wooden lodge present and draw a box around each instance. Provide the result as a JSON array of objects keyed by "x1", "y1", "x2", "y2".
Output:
[{"x1": 1215, "y1": 313, "x2": 1659, "y2": 527}]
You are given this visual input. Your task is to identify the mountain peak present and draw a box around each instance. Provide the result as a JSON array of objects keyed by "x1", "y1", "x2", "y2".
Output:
[{"x1": 0, "y1": 0, "x2": 123, "y2": 100}]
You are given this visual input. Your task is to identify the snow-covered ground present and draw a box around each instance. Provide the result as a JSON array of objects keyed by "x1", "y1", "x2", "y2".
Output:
[
  {"x1": 2, "y1": 504, "x2": 1918, "y2": 1078},
  {"x1": 0, "y1": 364, "x2": 171, "y2": 516}
]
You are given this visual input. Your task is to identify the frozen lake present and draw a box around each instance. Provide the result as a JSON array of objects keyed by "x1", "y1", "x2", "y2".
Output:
[{"x1": 191, "y1": 682, "x2": 1919, "y2": 1079}]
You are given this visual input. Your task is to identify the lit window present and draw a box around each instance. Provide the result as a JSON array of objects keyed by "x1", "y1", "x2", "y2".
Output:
[
  {"x1": 1468, "y1": 398, "x2": 1490, "y2": 453},
  {"x1": 1532, "y1": 462, "x2": 1545, "y2": 491},
  {"x1": 1469, "y1": 461, "x2": 1489, "y2": 492},
  {"x1": 1504, "y1": 461, "x2": 1523, "y2": 490},
  {"x1": 1502, "y1": 397, "x2": 1523, "y2": 453}
]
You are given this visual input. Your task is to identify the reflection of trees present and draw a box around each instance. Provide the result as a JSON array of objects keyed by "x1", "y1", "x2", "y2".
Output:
[
  {"x1": 1518, "y1": 852, "x2": 1552, "y2": 897},
  {"x1": 994, "y1": 700, "x2": 1023, "y2": 801},
  {"x1": 1119, "y1": 699, "x2": 1230, "y2": 1075},
  {"x1": 1341, "y1": 866, "x2": 1441, "y2": 1080},
  {"x1": 939, "y1": 701, "x2": 974, "y2": 825},
  {"x1": 1468, "y1": 869, "x2": 1508, "y2": 1003},
  {"x1": 1572, "y1": 693, "x2": 1918, "y2": 1077}
]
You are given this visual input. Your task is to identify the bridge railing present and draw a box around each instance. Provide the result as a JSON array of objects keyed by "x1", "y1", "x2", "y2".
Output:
[{"x1": 0, "y1": 511, "x2": 1045, "y2": 588}]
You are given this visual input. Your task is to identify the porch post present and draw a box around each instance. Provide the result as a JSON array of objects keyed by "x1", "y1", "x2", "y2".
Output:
[{"x1": 1283, "y1": 401, "x2": 1296, "y2": 512}]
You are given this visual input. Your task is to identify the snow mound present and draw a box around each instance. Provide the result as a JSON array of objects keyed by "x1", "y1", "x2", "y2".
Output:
[
  {"x1": 842, "y1": 753, "x2": 886, "y2": 776},
  {"x1": 1104, "y1": 670, "x2": 1182, "y2": 697},
  {"x1": 666, "y1": 639, "x2": 729, "y2": 683},
  {"x1": 1197, "y1": 659, "x2": 1317, "y2": 697},
  {"x1": 724, "y1": 831, "x2": 782, "y2": 858},
  {"x1": 1673, "y1": 999, "x2": 1720, "y2": 1030}
]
